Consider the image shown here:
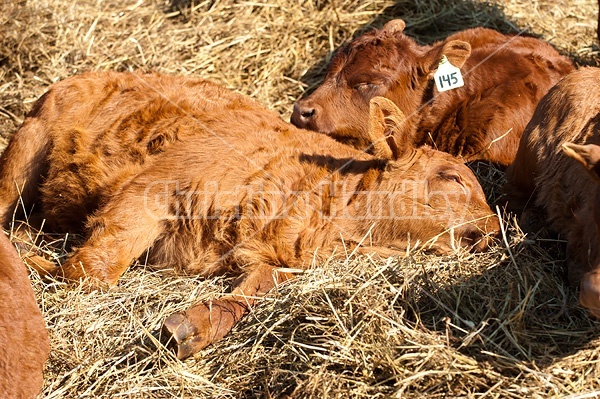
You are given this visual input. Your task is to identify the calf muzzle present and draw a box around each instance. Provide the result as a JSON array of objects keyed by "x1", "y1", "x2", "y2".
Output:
[
  {"x1": 291, "y1": 99, "x2": 318, "y2": 130},
  {"x1": 458, "y1": 215, "x2": 501, "y2": 253}
]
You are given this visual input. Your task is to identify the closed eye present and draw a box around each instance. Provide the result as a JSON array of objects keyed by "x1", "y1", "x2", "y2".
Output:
[
  {"x1": 439, "y1": 172, "x2": 464, "y2": 186},
  {"x1": 354, "y1": 82, "x2": 379, "y2": 94},
  {"x1": 445, "y1": 175, "x2": 460, "y2": 183}
]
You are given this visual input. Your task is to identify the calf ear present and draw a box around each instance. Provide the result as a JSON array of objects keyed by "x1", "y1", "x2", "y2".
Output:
[
  {"x1": 442, "y1": 40, "x2": 471, "y2": 69},
  {"x1": 382, "y1": 19, "x2": 406, "y2": 35},
  {"x1": 562, "y1": 142, "x2": 600, "y2": 180},
  {"x1": 367, "y1": 97, "x2": 412, "y2": 160},
  {"x1": 421, "y1": 40, "x2": 471, "y2": 78}
]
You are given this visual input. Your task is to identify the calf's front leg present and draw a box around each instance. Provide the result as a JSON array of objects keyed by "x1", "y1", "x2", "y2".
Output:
[
  {"x1": 162, "y1": 264, "x2": 294, "y2": 359},
  {"x1": 57, "y1": 186, "x2": 168, "y2": 286}
]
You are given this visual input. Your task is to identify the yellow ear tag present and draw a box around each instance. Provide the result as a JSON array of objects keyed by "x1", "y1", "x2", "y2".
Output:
[{"x1": 434, "y1": 55, "x2": 464, "y2": 92}]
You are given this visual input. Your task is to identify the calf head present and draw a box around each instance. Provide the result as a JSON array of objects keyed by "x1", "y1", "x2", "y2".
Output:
[
  {"x1": 352, "y1": 97, "x2": 499, "y2": 253},
  {"x1": 562, "y1": 142, "x2": 600, "y2": 318},
  {"x1": 291, "y1": 19, "x2": 471, "y2": 151}
]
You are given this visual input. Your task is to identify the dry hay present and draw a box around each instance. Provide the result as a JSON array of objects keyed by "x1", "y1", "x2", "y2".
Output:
[{"x1": 1, "y1": 0, "x2": 600, "y2": 397}]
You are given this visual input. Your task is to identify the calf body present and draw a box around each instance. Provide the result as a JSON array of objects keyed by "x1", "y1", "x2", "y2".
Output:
[
  {"x1": 0, "y1": 232, "x2": 49, "y2": 398},
  {"x1": 0, "y1": 71, "x2": 499, "y2": 359},
  {"x1": 291, "y1": 19, "x2": 574, "y2": 166},
  {"x1": 504, "y1": 67, "x2": 600, "y2": 317}
]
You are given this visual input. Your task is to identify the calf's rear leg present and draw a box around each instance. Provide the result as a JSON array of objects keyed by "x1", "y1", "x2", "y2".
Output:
[{"x1": 162, "y1": 264, "x2": 294, "y2": 359}]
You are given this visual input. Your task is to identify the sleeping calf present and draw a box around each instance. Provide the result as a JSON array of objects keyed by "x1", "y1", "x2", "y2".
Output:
[
  {"x1": 504, "y1": 67, "x2": 600, "y2": 317},
  {"x1": 0, "y1": 71, "x2": 499, "y2": 359},
  {"x1": 291, "y1": 19, "x2": 574, "y2": 166}
]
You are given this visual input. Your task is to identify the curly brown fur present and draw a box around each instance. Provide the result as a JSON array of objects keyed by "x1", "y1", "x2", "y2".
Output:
[
  {"x1": 0, "y1": 71, "x2": 499, "y2": 358},
  {"x1": 0, "y1": 232, "x2": 49, "y2": 398}
]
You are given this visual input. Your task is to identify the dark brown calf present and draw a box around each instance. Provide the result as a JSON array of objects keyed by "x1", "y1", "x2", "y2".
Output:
[
  {"x1": 0, "y1": 71, "x2": 499, "y2": 359},
  {"x1": 291, "y1": 19, "x2": 574, "y2": 166},
  {"x1": 504, "y1": 67, "x2": 600, "y2": 317},
  {"x1": 0, "y1": 232, "x2": 50, "y2": 398}
]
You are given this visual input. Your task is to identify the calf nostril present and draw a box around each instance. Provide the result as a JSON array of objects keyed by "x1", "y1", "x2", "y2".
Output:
[
  {"x1": 291, "y1": 102, "x2": 317, "y2": 128},
  {"x1": 301, "y1": 108, "x2": 315, "y2": 119},
  {"x1": 460, "y1": 227, "x2": 496, "y2": 252},
  {"x1": 462, "y1": 229, "x2": 482, "y2": 245}
]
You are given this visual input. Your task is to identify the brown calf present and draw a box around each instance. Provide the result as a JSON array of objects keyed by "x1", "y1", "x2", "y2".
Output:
[
  {"x1": 0, "y1": 71, "x2": 499, "y2": 359},
  {"x1": 0, "y1": 232, "x2": 50, "y2": 398},
  {"x1": 291, "y1": 19, "x2": 574, "y2": 166},
  {"x1": 504, "y1": 67, "x2": 600, "y2": 317}
]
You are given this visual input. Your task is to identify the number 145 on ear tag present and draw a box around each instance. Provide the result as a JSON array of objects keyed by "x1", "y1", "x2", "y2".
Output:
[{"x1": 434, "y1": 55, "x2": 464, "y2": 92}]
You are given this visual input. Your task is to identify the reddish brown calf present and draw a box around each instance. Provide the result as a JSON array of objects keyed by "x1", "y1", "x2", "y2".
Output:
[
  {"x1": 291, "y1": 19, "x2": 574, "y2": 166},
  {"x1": 504, "y1": 67, "x2": 600, "y2": 318},
  {"x1": 0, "y1": 232, "x2": 49, "y2": 398},
  {"x1": 0, "y1": 71, "x2": 499, "y2": 359}
]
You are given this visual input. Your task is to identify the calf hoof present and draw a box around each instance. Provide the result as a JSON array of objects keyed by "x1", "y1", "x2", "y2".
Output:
[
  {"x1": 162, "y1": 311, "x2": 210, "y2": 360},
  {"x1": 22, "y1": 253, "x2": 59, "y2": 277}
]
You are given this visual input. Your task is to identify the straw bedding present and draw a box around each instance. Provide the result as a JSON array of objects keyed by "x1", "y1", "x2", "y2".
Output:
[{"x1": 1, "y1": 0, "x2": 599, "y2": 397}]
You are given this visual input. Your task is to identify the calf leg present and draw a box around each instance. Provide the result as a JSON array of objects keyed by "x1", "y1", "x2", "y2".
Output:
[
  {"x1": 57, "y1": 186, "x2": 168, "y2": 286},
  {"x1": 162, "y1": 264, "x2": 294, "y2": 359}
]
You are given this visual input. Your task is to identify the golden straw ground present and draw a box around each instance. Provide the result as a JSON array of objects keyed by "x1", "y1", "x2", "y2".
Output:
[{"x1": 1, "y1": 0, "x2": 599, "y2": 397}]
